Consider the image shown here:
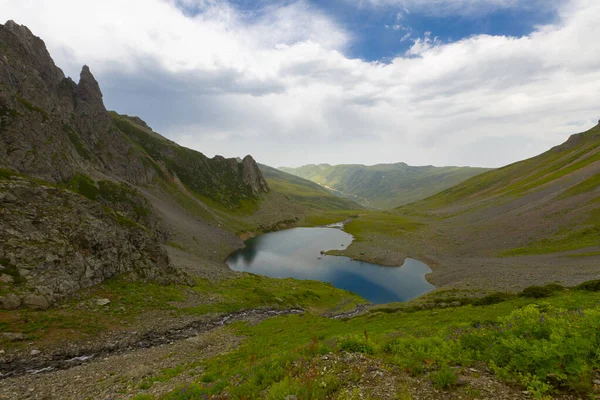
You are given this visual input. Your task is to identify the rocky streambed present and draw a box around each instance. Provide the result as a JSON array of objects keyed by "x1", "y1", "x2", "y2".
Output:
[{"x1": 0, "y1": 308, "x2": 303, "y2": 379}]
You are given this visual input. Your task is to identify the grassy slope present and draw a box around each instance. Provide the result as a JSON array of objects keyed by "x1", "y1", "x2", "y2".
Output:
[
  {"x1": 399, "y1": 124, "x2": 600, "y2": 256},
  {"x1": 0, "y1": 274, "x2": 365, "y2": 351},
  {"x1": 404, "y1": 124, "x2": 600, "y2": 212},
  {"x1": 280, "y1": 163, "x2": 490, "y2": 209},
  {"x1": 258, "y1": 164, "x2": 363, "y2": 211},
  {"x1": 132, "y1": 282, "x2": 600, "y2": 399}
]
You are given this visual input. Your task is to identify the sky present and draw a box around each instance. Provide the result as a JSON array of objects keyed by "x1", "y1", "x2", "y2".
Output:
[{"x1": 1, "y1": 0, "x2": 599, "y2": 168}]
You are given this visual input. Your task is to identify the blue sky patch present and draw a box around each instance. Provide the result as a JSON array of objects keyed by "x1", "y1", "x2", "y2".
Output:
[{"x1": 193, "y1": 0, "x2": 559, "y2": 62}]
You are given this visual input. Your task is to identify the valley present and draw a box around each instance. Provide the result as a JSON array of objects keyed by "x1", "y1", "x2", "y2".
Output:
[
  {"x1": 280, "y1": 163, "x2": 491, "y2": 209},
  {"x1": 0, "y1": 19, "x2": 599, "y2": 400}
]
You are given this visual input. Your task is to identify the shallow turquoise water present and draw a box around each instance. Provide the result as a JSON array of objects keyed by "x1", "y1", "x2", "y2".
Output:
[{"x1": 226, "y1": 227, "x2": 435, "y2": 304}]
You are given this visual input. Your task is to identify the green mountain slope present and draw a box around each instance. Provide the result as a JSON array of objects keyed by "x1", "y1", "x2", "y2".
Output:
[
  {"x1": 280, "y1": 163, "x2": 490, "y2": 209},
  {"x1": 402, "y1": 122, "x2": 600, "y2": 256},
  {"x1": 258, "y1": 164, "x2": 362, "y2": 211}
]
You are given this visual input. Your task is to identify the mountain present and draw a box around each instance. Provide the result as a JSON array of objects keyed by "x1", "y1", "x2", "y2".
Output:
[
  {"x1": 0, "y1": 20, "x2": 268, "y2": 209},
  {"x1": 401, "y1": 122, "x2": 600, "y2": 257},
  {"x1": 0, "y1": 20, "x2": 273, "y2": 308},
  {"x1": 280, "y1": 162, "x2": 491, "y2": 209},
  {"x1": 258, "y1": 164, "x2": 362, "y2": 211}
]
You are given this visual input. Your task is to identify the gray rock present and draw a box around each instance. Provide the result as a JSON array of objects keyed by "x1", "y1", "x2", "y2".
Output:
[
  {"x1": 0, "y1": 192, "x2": 17, "y2": 203},
  {"x1": 23, "y1": 294, "x2": 49, "y2": 310},
  {"x1": 0, "y1": 294, "x2": 22, "y2": 310},
  {"x1": 1, "y1": 332, "x2": 26, "y2": 341},
  {"x1": 0, "y1": 178, "x2": 189, "y2": 309},
  {"x1": 30, "y1": 349, "x2": 41, "y2": 356},
  {"x1": 95, "y1": 298, "x2": 111, "y2": 306}
]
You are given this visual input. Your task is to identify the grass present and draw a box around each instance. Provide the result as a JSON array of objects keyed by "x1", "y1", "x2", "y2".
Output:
[
  {"x1": 0, "y1": 168, "x2": 19, "y2": 180},
  {"x1": 342, "y1": 211, "x2": 423, "y2": 241},
  {"x1": 144, "y1": 286, "x2": 600, "y2": 399},
  {"x1": 63, "y1": 124, "x2": 91, "y2": 160},
  {"x1": 301, "y1": 210, "x2": 360, "y2": 227},
  {"x1": 184, "y1": 274, "x2": 366, "y2": 315},
  {"x1": 67, "y1": 173, "x2": 99, "y2": 200},
  {"x1": 502, "y1": 219, "x2": 600, "y2": 256},
  {"x1": 560, "y1": 172, "x2": 600, "y2": 199},
  {"x1": 565, "y1": 251, "x2": 600, "y2": 258},
  {"x1": 16, "y1": 96, "x2": 48, "y2": 122},
  {"x1": 402, "y1": 124, "x2": 600, "y2": 213},
  {"x1": 0, "y1": 278, "x2": 185, "y2": 345},
  {"x1": 0, "y1": 273, "x2": 363, "y2": 348},
  {"x1": 259, "y1": 164, "x2": 362, "y2": 211}
]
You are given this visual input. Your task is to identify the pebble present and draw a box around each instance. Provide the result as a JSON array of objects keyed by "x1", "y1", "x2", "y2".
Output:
[{"x1": 30, "y1": 350, "x2": 41, "y2": 356}]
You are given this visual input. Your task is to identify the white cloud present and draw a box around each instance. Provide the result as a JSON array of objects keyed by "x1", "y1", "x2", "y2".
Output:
[
  {"x1": 352, "y1": 0, "x2": 560, "y2": 17},
  {"x1": 0, "y1": 0, "x2": 599, "y2": 168}
]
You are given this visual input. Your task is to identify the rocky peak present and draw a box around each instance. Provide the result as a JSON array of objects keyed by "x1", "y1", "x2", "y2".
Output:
[
  {"x1": 75, "y1": 65, "x2": 104, "y2": 105},
  {"x1": 1, "y1": 21, "x2": 269, "y2": 206},
  {"x1": 73, "y1": 65, "x2": 110, "y2": 134},
  {"x1": 1, "y1": 20, "x2": 66, "y2": 90},
  {"x1": 241, "y1": 155, "x2": 270, "y2": 197}
]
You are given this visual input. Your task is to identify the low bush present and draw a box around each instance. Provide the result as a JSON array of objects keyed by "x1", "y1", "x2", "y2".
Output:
[
  {"x1": 575, "y1": 279, "x2": 600, "y2": 292},
  {"x1": 430, "y1": 366, "x2": 458, "y2": 389},
  {"x1": 520, "y1": 283, "x2": 563, "y2": 298},
  {"x1": 473, "y1": 292, "x2": 513, "y2": 306},
  {"x1": 338, "y1": 334, "x2": 375, "y2": 355}
]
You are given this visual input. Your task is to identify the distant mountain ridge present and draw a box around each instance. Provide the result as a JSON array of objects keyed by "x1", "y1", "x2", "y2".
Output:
[
  {"x1": 280, "y1": 162, "x2": 491, "y2": 209},
  {"x1": 258, "y1": 164, "x2": 362, "y2": 211}
]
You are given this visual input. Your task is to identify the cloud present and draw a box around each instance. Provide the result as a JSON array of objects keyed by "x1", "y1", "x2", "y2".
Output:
[
  {"x1": 0, "y1": 0, "x2": 599, "y2": 168},
  {"x1": 351, "y1": 0, "x2": 561, "y2": 17}
]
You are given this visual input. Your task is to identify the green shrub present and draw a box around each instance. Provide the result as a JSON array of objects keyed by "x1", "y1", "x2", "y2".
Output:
[
  {"x1": 0, "y1": 168, "x2": 17, "y2": 180},
  {"x1": 430, "y1": 366, "x2": 458, "y2": 389},
  {"x1": 575, "y1": 280, "x2": 600, "y2": 292},
  {"x1": 473, "y1": 292, "x2": 513, "y2": 306},
  {"x1": 130, "y1": 395, "x2": 154, "y2": 400},
  {"x1": 464, "y1": 304, "x2": 600, "y2": 396},
  {"x1": 338, "y1": 335, "x2": 374, "y2": 355},
  {"x1": 520, "y1": 284, "x2": 563, "y2": 298},
  {"x1": 68, "y1": 174, "x2": 98, "y2": 200},
  {"x1": 63, "y1": 124, "x2": 90, "y2": 160}
]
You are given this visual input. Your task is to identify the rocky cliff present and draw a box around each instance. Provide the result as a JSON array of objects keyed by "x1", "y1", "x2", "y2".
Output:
[
  {"x1": 111, "y1": 113, "x2": 269, "y2": 208},
  {"x1": 0, "y1": 20, "x2": 269, "y2": 205},
  {"x1": 0, "y1": 172, "x2": 191, "y2": 310},
  {"x1": 0, "y1": 20, "x2": 269, "y2": 309}
]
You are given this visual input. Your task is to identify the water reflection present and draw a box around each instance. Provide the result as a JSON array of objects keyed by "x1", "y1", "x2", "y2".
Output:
[{"x1": 226, "y1": 227, "x2": 435, "y2": 304}]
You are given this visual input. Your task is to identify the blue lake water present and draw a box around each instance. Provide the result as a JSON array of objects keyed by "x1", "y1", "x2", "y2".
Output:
[{"x1": 226, "y1": 227, "x2": 435, "y2": 304}]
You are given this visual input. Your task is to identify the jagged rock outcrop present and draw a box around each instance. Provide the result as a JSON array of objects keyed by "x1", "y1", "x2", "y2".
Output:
[
  {"x1": 112, "y1": 113, "x2": 270, "y2": 208},
  {"x1": 0, "y1": 174, "x2": 190, "y2": 310},
  {"x1": 241, "y1": 155, "x2": 270, "y2": 197},
  {"x1": 0, "y1": 20, "x2": 271, "y2": 308},
  {"x1": 0, "y1": 20, "x2": 269, "y2": 207},
  {"x1": 0, "y1": 21, "x2": 151, "y2": 185}
]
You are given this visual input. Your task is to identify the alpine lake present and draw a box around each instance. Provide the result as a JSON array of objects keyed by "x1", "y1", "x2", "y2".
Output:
[{"x1": 226, "y1": 226, "x2": 434, "y2": 304}]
